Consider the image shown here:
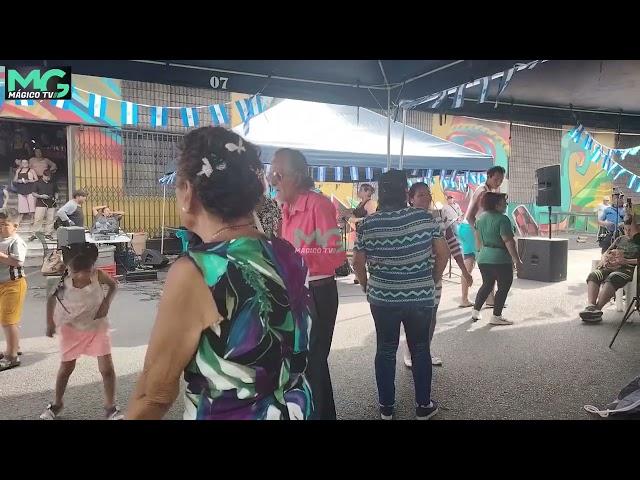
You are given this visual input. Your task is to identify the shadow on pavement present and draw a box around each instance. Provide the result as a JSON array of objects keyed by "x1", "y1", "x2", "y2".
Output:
[{"x1": 0, "y1": 372, "x2": 184, "y2": 420}]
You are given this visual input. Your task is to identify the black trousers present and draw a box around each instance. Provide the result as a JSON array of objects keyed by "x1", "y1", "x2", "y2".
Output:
[
  {"x1": 308, "y1": 278, "x2": 339, "y2": 420},
  {"x1": 474, "y1": 263, "x2": 513, "y2": 317}
]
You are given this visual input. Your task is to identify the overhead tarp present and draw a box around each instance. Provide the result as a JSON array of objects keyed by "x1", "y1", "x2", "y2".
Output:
[
  {"x1": 231, "y1": 98, "x2": 493, "y2": 171},
  {"x1": 0, "y1": 59, "x2": 521, "y2": 113},
  {"x1": 399, "y1": 60, "x2": 640, "y2": 131},
  {"x1": 8, "y1": 59, "x2": 640, "y2": 130}
]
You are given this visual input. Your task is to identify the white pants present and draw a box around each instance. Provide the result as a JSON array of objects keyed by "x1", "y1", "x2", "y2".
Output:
[{"x1": 33, "y1": 207, "x2": 56, "y2": 235}]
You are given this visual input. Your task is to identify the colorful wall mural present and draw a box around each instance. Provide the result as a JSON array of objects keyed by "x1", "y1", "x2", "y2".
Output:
[
  {"x1": 432, "y1": 116, "x2": 510, "y2": 213},
  {"x1": 559, "y1": 128, "x2": 613, "y2": 232},
  {"x1": 0, "y1": 66, "x2": 122, "y2": 127},
  {"x1": 432, "y1": 115, "x2": 614, "y2": 235}
]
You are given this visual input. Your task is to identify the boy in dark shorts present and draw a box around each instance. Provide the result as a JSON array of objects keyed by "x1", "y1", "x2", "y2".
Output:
[{"x1": 581, "y1": 217, "x2": 640, "y2": 322}]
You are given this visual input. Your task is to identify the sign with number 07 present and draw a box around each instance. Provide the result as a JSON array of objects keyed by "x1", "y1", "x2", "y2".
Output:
[{"x1": 210, "y1": 76, "x2": 228, "y2": 89}]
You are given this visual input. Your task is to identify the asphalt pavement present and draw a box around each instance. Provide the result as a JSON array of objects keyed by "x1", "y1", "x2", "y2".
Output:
[{"x1": 2, "y1": 247, "x2": 639, "y2": 420}]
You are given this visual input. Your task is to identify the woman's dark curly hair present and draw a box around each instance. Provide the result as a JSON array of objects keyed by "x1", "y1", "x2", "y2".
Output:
[
  {"x1": 482, "y1": 192, "x2": 508, "y2": 212},
  {"x1": 177, "y1": 127, "x2": 264, "y2": 222}
]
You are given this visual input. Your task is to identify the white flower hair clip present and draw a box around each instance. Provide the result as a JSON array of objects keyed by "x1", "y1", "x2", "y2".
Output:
[
  {"x1": 225, "y1": 138, "x2": 246, "y2": 154},
  {"x1": 197, "y1": 157, "x2": 214, "y2": 177}
]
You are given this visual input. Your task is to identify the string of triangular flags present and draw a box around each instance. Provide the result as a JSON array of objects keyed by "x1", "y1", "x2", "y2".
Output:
[
  {"x1": 308, "y1": 167, "x2": 486, "y2": 186},
  {"x1": 569, "y1": 124, "x2": 640, "y2": 191},
  {"x1": 399, "y1": 60, "x2": 547, "y2": 111},
  {"x1": 160, "y1": 166, "x2": 486, "y2": 187},
  {"x1": 0, "y1": 81, "x2": 269, "y2": 129}
]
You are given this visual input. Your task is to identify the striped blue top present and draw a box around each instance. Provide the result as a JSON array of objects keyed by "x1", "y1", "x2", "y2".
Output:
[{"x1": 354, "y1": 207, "x2": 442, "y2": 307}]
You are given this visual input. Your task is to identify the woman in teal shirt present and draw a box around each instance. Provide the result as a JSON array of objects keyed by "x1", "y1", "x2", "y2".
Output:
[{"x1": 471, "y1": 193, "x2": 523, "y2": 325}]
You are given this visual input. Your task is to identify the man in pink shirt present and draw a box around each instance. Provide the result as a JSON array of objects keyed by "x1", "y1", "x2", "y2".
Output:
[{"x1": 270, "y1": 148, "x2": 346, "y2": 420}]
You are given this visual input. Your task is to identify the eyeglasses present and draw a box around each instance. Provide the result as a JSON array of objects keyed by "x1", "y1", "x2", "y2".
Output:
[{"x1": 269, "y1": 171, "x2": 284, "y2": 183}]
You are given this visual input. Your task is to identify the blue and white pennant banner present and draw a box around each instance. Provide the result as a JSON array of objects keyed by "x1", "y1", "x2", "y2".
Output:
[
  {"x1": 453, "y1": 84, "x2": 465, "y2": 109},
  {"x1": 150, "y1": 107, "x2": 168, "y2": 128},
  {"x1": 121, "y1": 101, "x2": 138, "y2": 126},
  {"x1": 569, "y1": 123, "x2": 640, "y2": 185},
  {"x1": 88, "y1": 93, "x2": 107, "y2": 119},
  {"x1": 479, "y1": 76, "x2": 490, "y2": 104},
  {"x1": 52, "y1": 99, "x2": 70, "y2": 109},
  {"x1": 399, "y1": 60, "x2": 545, "y2": 111},
  {"x1": 6, "y1": 85, "x2": 272, "y2": 131},
  {"x1": 209, "y1": 104, "x2": 229, "y2": 126},
  {"x1": 180, "y1": 107, "x2": 200, "y2": 128}
]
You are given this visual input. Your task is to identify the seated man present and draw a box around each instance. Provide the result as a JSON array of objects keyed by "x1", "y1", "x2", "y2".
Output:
[
  {"x1": 92, "y1": 206, "x2": 124, "y2": 235},
  {"x1": 598, "y1": 194, "x2": 625, "y2": 253},
  {"x1": 581, "y1": 216, "x2": 640, "y2": 321}
]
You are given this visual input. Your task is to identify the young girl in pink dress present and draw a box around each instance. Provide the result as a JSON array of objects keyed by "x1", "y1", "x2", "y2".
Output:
[{"x1": 40, "y1": 244, "x2": 121, "y2": 420}]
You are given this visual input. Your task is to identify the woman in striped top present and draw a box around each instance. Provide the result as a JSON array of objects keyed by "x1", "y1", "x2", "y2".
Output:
[
  {"x1": 404, "y1": 182, "x2": 473, "y2": 368},
  {"x1": 353, "y1": 170, "x2": 449, "y2": 420}
]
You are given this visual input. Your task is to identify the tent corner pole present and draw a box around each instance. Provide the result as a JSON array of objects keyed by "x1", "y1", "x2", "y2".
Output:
[
  {"x1": 399, "y1": 108, "x2": 407, "y2": 170},
  {"x1": 386, "y1": 88, "x2": 391, "y2": 170},
  {"x1": 160, "y1": 183, "x2": 166, "y2": 255}
]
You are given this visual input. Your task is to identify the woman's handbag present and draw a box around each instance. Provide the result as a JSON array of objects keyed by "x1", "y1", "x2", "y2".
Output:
[{"x1": 41, "y1": 249, "x2": 65, "y2": 276}]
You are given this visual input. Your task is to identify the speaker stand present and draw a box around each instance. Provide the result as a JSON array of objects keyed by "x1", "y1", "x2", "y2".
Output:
[{"x1": 548, "y1": 206, "x2": 552, "y2": 240}]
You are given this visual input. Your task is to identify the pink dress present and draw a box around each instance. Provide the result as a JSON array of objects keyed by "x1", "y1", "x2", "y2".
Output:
[{"x1": 53, "y1": 272, "x2": 111, "y2": 362}]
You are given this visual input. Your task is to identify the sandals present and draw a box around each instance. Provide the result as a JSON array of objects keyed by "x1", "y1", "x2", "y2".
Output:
[
  {"x1": 0, "y1": 351, "x2": 22, "y2": 360},
  {"x1": 458, "y1": 303, "x2": 474, "y2": 308},
  {"x1": 40, "y1": 403, "x2": 63, "y2": 420},
  {"x1": 105, "y1": 406, "x2": 124, "y2": 420},
  {"x1": 0, "y1": 356, "x2": 21, "y2": 372}
]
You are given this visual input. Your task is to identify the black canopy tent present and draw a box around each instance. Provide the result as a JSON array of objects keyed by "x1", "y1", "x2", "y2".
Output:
[
  {"x1": 1, "y1": 59, "x2": 524, "y2": 168},
  {"x1": 3, "y1": 59, "x2": 521, "y2": 111},
  {"x1": 4, "y1": 60, "x2": 638, "y2": 130},
  {"x1": 399, "y1": 60, "x2": 640, "y2": 132}
]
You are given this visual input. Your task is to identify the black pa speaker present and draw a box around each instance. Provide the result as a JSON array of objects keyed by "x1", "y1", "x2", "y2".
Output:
[
  {"x1": 517, "y1": 238, "x2": 568, "y2": 282},
  {"x1": 141, "y1": 249, "x2": 169, "y2": 268},
  {"x1": 536, "y1": 165, "x2": 561, "y2": 207}
]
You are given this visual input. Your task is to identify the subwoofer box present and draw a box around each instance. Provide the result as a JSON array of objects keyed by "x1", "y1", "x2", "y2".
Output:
[{"x1": 517, "y1": 237, "x2": 568, "y2": 282}]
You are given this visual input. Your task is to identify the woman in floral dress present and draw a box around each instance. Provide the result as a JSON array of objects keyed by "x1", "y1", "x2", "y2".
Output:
[{"x1": 126, "y1": 127, "x2": 313, "y2": 420}]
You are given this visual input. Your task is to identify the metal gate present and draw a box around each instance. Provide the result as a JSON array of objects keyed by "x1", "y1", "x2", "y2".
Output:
[{"x1": 69, "y1": 125, "x2": 182, "y2": 237}]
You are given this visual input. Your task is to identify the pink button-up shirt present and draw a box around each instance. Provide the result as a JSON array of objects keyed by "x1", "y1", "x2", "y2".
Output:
[{"x1": 281, "y1": 190, "x2": 346, "y2": 278}]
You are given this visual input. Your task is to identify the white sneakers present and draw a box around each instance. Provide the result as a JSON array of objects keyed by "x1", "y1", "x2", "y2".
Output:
[
  {"x1": 489, "y1": 315, "x2": 513, "y2": 326},
  {"x1": 472, "y1": 310, "x2": 513, "y2": 325},
  {"x1": 404, "y1": 355, "x2": 443, "y2": 367},
  {"x1": 403, "y1": 354, "x2": 412, "y2": 368}
]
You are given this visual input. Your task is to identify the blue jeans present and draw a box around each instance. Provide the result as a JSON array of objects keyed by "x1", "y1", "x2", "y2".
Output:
[{"x1": 370, "y1": 304, "x2": 434, "y2": 408}]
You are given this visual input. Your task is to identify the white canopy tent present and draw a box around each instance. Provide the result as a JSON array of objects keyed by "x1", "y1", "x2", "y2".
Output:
[{"x1": 231, "y1": 98, "x2": 493, "y2": 171}]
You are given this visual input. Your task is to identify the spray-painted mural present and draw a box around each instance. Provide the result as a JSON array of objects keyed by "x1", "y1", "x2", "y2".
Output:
[
  {"x1": 432, "y1": 115, "x2": 616, "y2": 235},
  {"x1": 432, "y1": 116, "x2": 509, "y2": 214},
  {"x1": 560, "y1": 129, "x2": 613, "y2": 231},
  {"x1": 0, "y1": 66, "x2": 122, "y2": 127}
]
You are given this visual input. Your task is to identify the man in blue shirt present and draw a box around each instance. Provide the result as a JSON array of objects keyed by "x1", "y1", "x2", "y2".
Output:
[{"x1": 598, "y1": 194, "x2": 625, "y2": 252}]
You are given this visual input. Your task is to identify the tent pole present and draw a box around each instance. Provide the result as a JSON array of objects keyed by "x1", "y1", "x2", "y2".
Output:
[
  {"x1": 386, "y1": 88, "x2": 391, "y2": 170},
  {"x1": 160, "y1": 183, "x2": 166, "y2": 255},
  {"x1": 399, "y1": 108, "x2": 407, "y2": 170}
]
